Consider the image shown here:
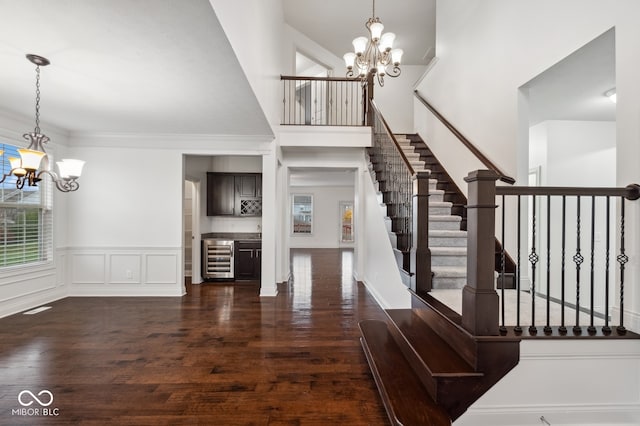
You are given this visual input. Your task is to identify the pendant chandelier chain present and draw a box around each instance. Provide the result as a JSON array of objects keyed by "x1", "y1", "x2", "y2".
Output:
[{"x1": 34, "y1": 64, "x2": 41, "y2": 134}]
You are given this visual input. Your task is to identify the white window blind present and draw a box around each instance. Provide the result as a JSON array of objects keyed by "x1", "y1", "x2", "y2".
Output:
[{"x1": 0, "y1": 142, "x2": 53, "y2": 268}]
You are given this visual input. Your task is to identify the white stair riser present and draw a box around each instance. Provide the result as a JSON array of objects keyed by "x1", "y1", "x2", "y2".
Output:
[
  {"x1": 430, "y1": 193, "x2": 444, "y2": 203},
  {"x1": 431, "y1": 254, "x2": 467, "y2": 267},
  {"x1": 429, "y1": 237, "x2": 467, "y2": 247},
  {"x1": 429, "y1": 206, "x2": 453, "y2": 216},
  {"x1": 429, "y1": 220, "x2": 460, "y2": 231},
  {"x1": 432, "y1": 276, "x2": 467, "y2": 289},
  {"x1": 388, "y1": 232, "x2": 397, "y2": 249}
]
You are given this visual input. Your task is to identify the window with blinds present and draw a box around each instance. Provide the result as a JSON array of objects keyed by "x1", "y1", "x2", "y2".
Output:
[{"x1": 0, "y1": 142, "x2": 53, "y2": 268}]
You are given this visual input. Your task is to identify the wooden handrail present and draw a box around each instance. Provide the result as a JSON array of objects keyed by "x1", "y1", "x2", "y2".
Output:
[
  {"x1": 369, "y1": 99, "x2": 415, "y2": 176},
  {"x1": 414, "y1": 90, "x2": 515, "y2": 185},
  {"x1": 496, "y1": 184, "x2": 640, "y2": 200},
  {"x1": 281, "y1": 75, "x2": 363, "y2": 83}
]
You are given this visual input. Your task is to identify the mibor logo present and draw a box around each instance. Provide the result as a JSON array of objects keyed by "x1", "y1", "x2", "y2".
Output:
[
  {"x1": 18, "y1": 390, "x2": 53, "y2": 407},
  {"x1": 12, "y1": 389, "x2": 59, "y2": 417}
]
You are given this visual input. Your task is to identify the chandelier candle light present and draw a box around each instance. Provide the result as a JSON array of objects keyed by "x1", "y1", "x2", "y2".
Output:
[
  {"x1": 343, "y1": 0, "x2": 403, "y2": 86},
  {"x1": 0, "y1": 54, "x2": 84, "y2": 193}
]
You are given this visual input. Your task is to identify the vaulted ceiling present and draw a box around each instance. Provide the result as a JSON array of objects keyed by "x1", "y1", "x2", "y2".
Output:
[
  {"x1": 0, "y1": 0, "x2": 436, "y2": 138},
  {"x1": 0, "y1": 0, "x2": 271, "y2": 136},
  {"x1": 0, "y1": 1, "x2": 614, "y2": 139}
]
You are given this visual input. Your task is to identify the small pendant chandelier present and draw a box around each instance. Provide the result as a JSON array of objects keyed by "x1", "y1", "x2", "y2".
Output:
[
  {"x1": 0, "y1": 54, "x2": 85, "y2": 193},
  {"x1": 343, "y1": 0, "x2": 403, "y2": 87}
]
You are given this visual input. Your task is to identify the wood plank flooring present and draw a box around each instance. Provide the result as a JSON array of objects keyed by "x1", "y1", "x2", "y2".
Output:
[{"x1": 0, "y1": 249, "x2": 389, "y2": 425}]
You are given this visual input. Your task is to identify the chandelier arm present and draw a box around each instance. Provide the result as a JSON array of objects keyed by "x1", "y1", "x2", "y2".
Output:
[
  {"x1": 386, "y1": 65, "x2": 401, "y2": 78},
  {"x1": 35, "y1": 169, "x2": 78, "y2": 193},
  {"x1": 15, "y1": 176, "x2": 26, "y2": 190}
]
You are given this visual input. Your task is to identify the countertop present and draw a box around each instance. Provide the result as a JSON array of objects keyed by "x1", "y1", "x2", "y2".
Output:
[{"x1": 201, "y1": 232, "x2": 261, "y2": 241}]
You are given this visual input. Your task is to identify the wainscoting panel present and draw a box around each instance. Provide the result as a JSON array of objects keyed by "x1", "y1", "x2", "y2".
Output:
[
  {"x1": 71, "y1": 253, "x2": 106, "y2": 284},
  {"x1": 109, "y1": 254, "x2": 142, "y2": 284},
  {"x1": 145, "y1": 253, "x2": 178, "y2": 284},
  {"x1": 0, "y1": 263, "x2": 64, "y2": 318},
  {"x1": 67, "y1": 247, "x2": 183, "y2": 296}
]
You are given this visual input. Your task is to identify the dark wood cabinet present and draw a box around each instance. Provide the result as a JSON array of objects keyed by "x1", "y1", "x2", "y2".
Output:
[
  {"x1": 206, "y1": 173, "x2": 262, "y2": 216},
  {"x1": 234, "y1": 240, "x2": 261, "y2": 280},
  {"x1": 236, "y1": 174, "x2": 261, "y2": 197},
  {"x1": 206, "y1": 173, "x2": 235, "y2": 216}
]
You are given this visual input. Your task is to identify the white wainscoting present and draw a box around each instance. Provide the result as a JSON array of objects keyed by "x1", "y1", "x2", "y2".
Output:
[
  {"x1": 66, "y1": 247, "x2": 184, "y2": 296},
  {"x1": 454, "y1": 340, "x2": 640, "y2": 425},
  {"x1": 0, "y1": 262, "x2": 66, "y2": 319}
]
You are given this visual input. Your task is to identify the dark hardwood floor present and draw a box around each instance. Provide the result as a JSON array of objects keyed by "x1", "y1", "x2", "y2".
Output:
[{"x1": 0, "y1": 249, "x2": 389, "y2": 425}]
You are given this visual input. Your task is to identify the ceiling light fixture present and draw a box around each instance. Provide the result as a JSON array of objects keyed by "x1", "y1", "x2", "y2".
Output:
[
  {"x1": 604, "y1": 88, "x2": 616, "y2": 104},
  {"x1": 343, "y1": 0, "x2": 403, "y2": 87},
  {"x1": 0, "y1": 54, "x2": 84, "y2": 192}
]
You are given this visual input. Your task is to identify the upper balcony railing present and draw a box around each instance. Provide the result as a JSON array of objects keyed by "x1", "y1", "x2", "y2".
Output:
[{"x1": 281, "y1": 76, "x2": 369, "y2": 126}]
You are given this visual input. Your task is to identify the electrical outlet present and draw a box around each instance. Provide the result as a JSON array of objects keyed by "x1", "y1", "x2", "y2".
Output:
[{"x1": 126, "y1": 269, "x2": 133, "y2": 279}]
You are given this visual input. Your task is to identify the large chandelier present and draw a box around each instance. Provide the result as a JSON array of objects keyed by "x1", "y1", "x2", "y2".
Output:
[
  {"x1": 343, "y1": 0, "x2": 403, "y2": 86},
  {"x1": 0, "y1": 54, "x2": 84, "y2": 193}
]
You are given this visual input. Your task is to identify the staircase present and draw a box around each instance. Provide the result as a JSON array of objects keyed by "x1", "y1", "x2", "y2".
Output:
[
  {"x1": 368, "y1": 134, "x2": 468, "y2": 289},
  {"x1": 365, "y1": 132, "x2": 521, "y2": 425}
]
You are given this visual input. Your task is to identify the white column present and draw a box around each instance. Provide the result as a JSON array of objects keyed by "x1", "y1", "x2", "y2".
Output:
[{"x1": 260, "y1": 143, "x2": 278, "y2": 297}]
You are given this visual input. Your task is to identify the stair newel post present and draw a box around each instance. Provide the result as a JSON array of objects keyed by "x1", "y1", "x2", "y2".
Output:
[
  {"x1": 411, "y1": 170, "x2": 432, "y2": 293},
  {"x1": 463, "y1": 170, "x2": 500, "y2": 336}
]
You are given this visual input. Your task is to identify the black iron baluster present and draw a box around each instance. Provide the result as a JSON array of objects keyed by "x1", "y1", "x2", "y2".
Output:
[
  {"x1": 282, "y1": 80, "x2": 286, "y2": 124},
  {"x1": 544, "y1": 195, "x2": 552, "y2": 335},
  {"x1": 515, "y1": 195, "x2": 522, "y2": 334},
  {"x1": 603, "y1": 196, "x2": 611, "y2": 334},
  {"x1": 617, "y1": 198, "x2": 628, "y2": 333},
  {"x1": 529, "y1": 195, "x2": 538, "y2": 334},
  {"x1": 573, "y1": 196, "x2": 583, "y2": 334},
  {"x1": 588, "y1": 196, "x2": 596, "y2": 334},
  {"x1": 341, "y1": 81, "x2": 345, "y2": 125},
  {"x1": 559, "y1": 196, "x2": 567, "y2": 335},
  {"x1": 314, "y1": 80, "x2": 318, "y2": 125},
  {"x1": 500, "y1": 194, "x2": 507, "y2": 334},
  {"x1": 329, "y1": 81, "x2": 334, "y2": 125}
]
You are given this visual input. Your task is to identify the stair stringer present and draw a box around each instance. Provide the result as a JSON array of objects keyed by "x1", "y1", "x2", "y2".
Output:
[
  {"x1": 409, "y1": 291, "x2": 520, "y2": 420},
  {"x1": 359, "y1": 290, "x2": 521, "y2": 424}
]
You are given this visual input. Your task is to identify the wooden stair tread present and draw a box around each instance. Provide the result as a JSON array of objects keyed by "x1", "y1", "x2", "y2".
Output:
[
  {"x1": 359, "y1": 320, "x2": 451, "y2": 426},
  {"x1": 386, "y1": 309, "x2": 480, "y2": 377}
]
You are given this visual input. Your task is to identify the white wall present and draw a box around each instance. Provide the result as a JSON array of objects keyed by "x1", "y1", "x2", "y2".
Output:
[
  {"x1": 288, "y1": 185, "x2": 354, "y2": 249},
  {"x1": 418, "y1": 0, "x2": 640, "y2": 330},
  {"x1": 374, "y1": 65, "x2": 427, "y2": 134},
  {"x1": 283, "y1": 24, "x2": 343, "y2": 75},
  {"x1": 210, "y1": 0, "x2": 285, "y2": 127},
  {"x1": 531, "y1": 120, "x2": 616, "y2": 187},
  {"x1": 360, "y1": 165, "x2": 411, "y2": 309}
]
